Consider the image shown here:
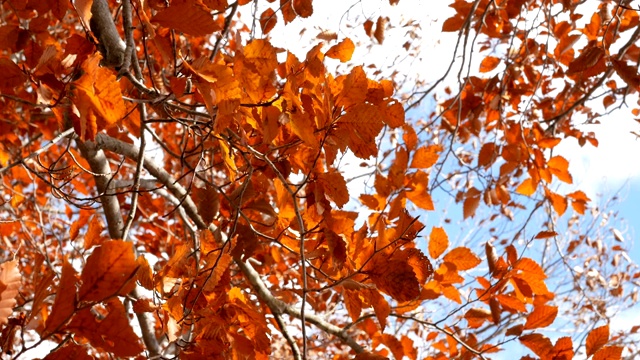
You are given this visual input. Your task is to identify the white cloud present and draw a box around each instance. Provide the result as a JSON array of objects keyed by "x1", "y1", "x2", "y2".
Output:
[{"x1": 556, "y1": 112, "x2": 640, "y2": 199}]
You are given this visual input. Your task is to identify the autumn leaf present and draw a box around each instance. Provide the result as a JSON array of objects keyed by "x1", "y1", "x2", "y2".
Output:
[
  {"x1": 519, "y1": 333, "x2": 553, "y2": 359},
  {"x1": 592, "y1": 346, "x2": 623, "y2": 360},
  {"x1": 410, "y1": 145, "x2": 442, "y2": 168},
  {"x1": 463, "y1": 187, "x2": 482, "y2": 219},
  {"x1": 429, "y1": 226, "x2": 449, "y2": 259},
  {"x1": 0, "y1": 259, "x2": 20, "y2": 326},
  {"x1": 45, "y1": 260, "x2": 77, "y2": 334},
  {"x1": 547, "y1": 155, "x2": 573, "y2": 184},
  {"x1": 516, "y1": 178, "x2": 537, "y2": 196},
  {"x1": 78, "y1": 240, "x2": 138, "y2": 302},
  {"x1": 71, "y1": 53, "x2": 126, "y2": 140},
  {"x1": 317, "y1": 171, "x2": 349, "y2": 208},
  {"x1": 586, "y1": 325, "x2": 610, "y2": 357},
  {"x1": 68, "y1": 299, "x2": 144, "y2": 357},
  {"x1": 443, "y1": 247, "x2": 481, "y2": 271},
  {"x1": 259, "y1": 8, "x2": 277, "y2": 35},
  {"x1": 479, "y1": 56, "x2": 500, "y2": 72},
  {"x1": 369, "y1": 258, "x2": 421, "y2": 302},
  {"x1": 293, "y1": 0, "x2": 313, "y2": 17},
  {"x1": 326, "y1": 38, "x2": 355, "y2": 62},
  {"x1": 152, "y1": 0, "x2": 220, "y2": 36},
  {"x1": 524, "y1": 305, "x2": 558, "y2": 329}
]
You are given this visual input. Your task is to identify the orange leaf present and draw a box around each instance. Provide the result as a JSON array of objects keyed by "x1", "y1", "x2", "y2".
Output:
[
  {"x1": 259, "y1": 8, "x2": 277, "y2": 35},
  {"x1": 551, "y1": 336, "x2": 574, "y2": 360},
  {"x1": 354, "y1": 352, "x2": 389, "y2": 360},
  {"x1": 135, "y1": 256, "x2": 154, "y2": 290},
  {"x1": 443, "y1": 247, "x2": 481, "y2": 271},
  {"x1": 463, "y1": 187, "x2": 481, "y2": 219},
  {"x1": 369, "y1": 289, "x2": 390, "y2": 330},
  {"x1": 293, "y1": 0, "x2": 313, "y2": 17},
  {"x1": 546, "y1": 189, "x2": 568, "y2": 216},
  {"x1": 369, "y1": 259, "x2": 420, "y2": 302},
  {"x1": 477, "y1": 142, "x2": 496, "y2": 167},
  {"x1": 537, "y1": 137, "x2": 562, "y2": 149},
  {"x1": 78, "y1": 240, "x2": 138, "y2": 302},
  {"x1": 547, "y1": 155, "x2": 573, "y2": 184},
  {"x1": 429, "y1": 227, "x2": 449, "y2": 259},
  {"x1": 326, "y1": 38, "x2": 355, "y2": 62},
  {"x1": 380, "y1": 99, "x2": 405, "y2": 128},
  {"x1": 406, "y1": 170, "x2": 434, "y2": 210},
  {"x1": 403, "y1": 248, "x2": 434, "y2": 284},
  {"x1": 586, "y1": 325, "x2": 610, "y2": 357},
  {"x1": 381, "y1": 334, "x2": 404, "y2": 360},
  {"x1": 338, "y1": 103, "x2": 385, "y2": 159},
  {"x1": 515, "y1": 258, "x2": 547, "y2": 279},
  {"x1": 410, "y1": 145, "x2": 442, "y2": 168},
  {"x1": 497, "y1": 294, "x2": 526, "y2": 312},
  {"x1": 442, "y1": 15, "x2": 465, "y2": 32},
  {"x1": 516, "y1": 178, "x2": 537, "y2": 196},
  {"x1": 151, "y1": 0, "x2": 220, "y2": 36},
  {"x1": 0, "y1": 58, "x2": 27, "y2": 92},
  {"x1": 45, "y1": 260, "x2": 77, "y2": 334},
  {"x1": 71, "y1": 53, "x2": 126, "y2": 140},
  {"x1": 593, "y1": 346, "x2": 623, "y2": 360},
  {"x1": 83, "y1": 215, "x2": 104, "y2": 250},
  {"x1": 68, "y1": 299, "x2": 144, "y2": 357},
  {"x1": 479, "y1": 56, "x2": 500, "y2": 73},
  {"x1": 534, "y1": 230, "x2": 557, "y2": 239},
  {"x1": 524, "y1": 305, "x2": 558, "y2": 330},
  {"x1": 612, "y1": 59, "x2": 640, "y2": 91},
  {"x1": 0, "y1": 260, "x2": 20, "y2": 326},
  {"x1": 519, "y1": 333, "x2": 553, "y2": 359}
]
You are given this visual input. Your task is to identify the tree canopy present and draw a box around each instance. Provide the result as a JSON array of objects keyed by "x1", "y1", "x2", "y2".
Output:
[{"x1": 0, "y1": 0, "x2": 639, "y2": 359}]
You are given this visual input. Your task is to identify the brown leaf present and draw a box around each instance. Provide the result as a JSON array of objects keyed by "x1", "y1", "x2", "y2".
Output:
[
  {"x1": 0, "y1": 260, "x2": 20, "y2": 326},
  {"x1": 293, "y1": 0, "x2": 313, "y2": 17},
  {"x1": 369, "y1": 259, "x2": 420, "y2": 302},
  {"x1": 463, "y1": 187, "x2": 481, "y2": 219},
  {"x1": 68, "y1": 299, "x2": 144, "y2": 357},
  {"x1": 374, "y1": 16, "x2": 387, "y2": 44},
  {"x1": 259, "y1": 8, "x2": 277, "y2": 35},
  {"x1": 479, "y1": 56, "x2": 500, "y2": 72},
  {"x1": 152, "y1": 0, "x2": 220, "y2": 36},
  {"x1": 45, "y1": 260, "x2": 77, "y2": 334},
  {"x1": 78, "y1": 240, "x2": 138, "y2": 302}
]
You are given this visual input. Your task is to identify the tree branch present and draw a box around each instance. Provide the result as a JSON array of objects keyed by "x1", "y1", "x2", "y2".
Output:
[{"x1": 94, "y1": 133, "x2": 365, "y2": 355}]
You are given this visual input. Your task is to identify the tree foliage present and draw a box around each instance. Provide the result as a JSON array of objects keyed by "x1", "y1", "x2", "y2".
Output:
[{"x1": 0, "y1": 0, "x2": 638, "y2": 359}]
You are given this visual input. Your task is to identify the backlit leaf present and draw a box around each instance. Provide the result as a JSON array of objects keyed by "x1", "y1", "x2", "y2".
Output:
[
  {"x1": 369, "y1": 259, "x2": 420, "y2": 302},
  {"x1": 45, "y1": 260, "x2": 77, "y2": 334},
  {"x1": 519, "y1": 333, "x2": 552, "y2": 359},
  {"x1": 429, "y1": 227, "x2": 449, "y2": 259},
  {"x1": 78, "y1": 240, "x2": 138, "y2": 302},
  {"x1": 71, "y1": 53, "x2": 126, "y2": 140},
  {"x1": 152, "y1": 0, "x2": 220, "y2": 36},
  {"x1": 326, "y1": 38, "x2": 355, "y2": 62},
  {"x1": 259, "y1": 8, "x2": 277, "y2": 34},
  {"x1": 318, "y1": 171, "x2": 349, "y2": 208},
  {"x1": 592, "y1": 346, "x2": 623, "y2": 360},
  {"x1": 293, "y1": 0, "x2": 313, "y2": 17},
  {"x1": 410, "y1": 145, "x2": 442, "y2": 168},
  {"x1": 547, "y1": 156, "x2": 572, "y2": 184},
  {"x1": 443, "y1": 247, "x2": 481, "y2": 271},
  {"x1": 516, "y1": 178, "x2": 537, "y2": 196},
  {"x1": 0, "y1": 260, "x2": 20, "y2": 326},
  {"x1": 463, "y1": 187, "x2": 481, "y2": 219},
  {"x1": 586, "y1": 325, "x2": 609, "y2": 357},
  {"x1": 479, "y1": 56, "x2": 500, "y2": 72},
  {"x1": 524, "y1": 305, "x2": 557, "y2": 330}
]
